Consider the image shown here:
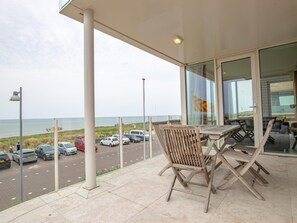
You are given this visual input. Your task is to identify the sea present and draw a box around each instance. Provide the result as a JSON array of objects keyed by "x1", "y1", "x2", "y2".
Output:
[{"x1": 0, "y1": 115, "x2": 180, "y2": 139}]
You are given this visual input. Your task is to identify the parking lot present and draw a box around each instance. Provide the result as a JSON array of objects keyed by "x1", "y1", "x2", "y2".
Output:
[{"x1": 0, "y1": 141, "x2": 162, "y2": 211}]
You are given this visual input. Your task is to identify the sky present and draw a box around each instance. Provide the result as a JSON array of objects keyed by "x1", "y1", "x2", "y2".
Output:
[{"x1": 0, "y1": 0, "x2": 180, "y2": 120}]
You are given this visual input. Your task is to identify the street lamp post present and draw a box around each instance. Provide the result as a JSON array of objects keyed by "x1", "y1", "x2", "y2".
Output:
[
  {"x1": 142, "y1": 78, "x2": 146, "y2": 160},
  {"x1": 10, "y1": 87, "x2": 23, "y2": 202}
]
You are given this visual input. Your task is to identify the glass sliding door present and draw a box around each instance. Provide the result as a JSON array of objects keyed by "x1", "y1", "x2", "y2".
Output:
[
  {"x1": 186, "y1": 61, "x2": 216, "y2": 125},
  {"x1": 222, "y1": 58, "x2": 253, "y2": 121},
  {"x1": 259, "y1": 42, "x2": 297, "y2": 155},
  {"x1": 218, "y1": 55, "x2": 258, "y2": 147}
]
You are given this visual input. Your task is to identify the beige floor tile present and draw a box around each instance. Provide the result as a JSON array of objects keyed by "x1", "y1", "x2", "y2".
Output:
[
  {"x1": 221, "y1": 182, "x2": 292, "y2": 218},
  {"x1": 111, "y1": 177, "x2": 168, "y2": 206},
  {"x1": 62, "y1": 192, "x2": 144, "y2": 223},
  {"x1": 57, "y1": 183, "x2": 82, "y2": 197},
  {"x1": 76, "y1": 181, "x2": 112, "y2": 199},
  {"x1": 105, "y1": 172, "x2": 139, "y2": 190},
  {"x1": 0, "y1": 198, "x2": 46, "y2": 223},
  {"x1": 48, "y1": 193, "x2": 88, "y2": 214},
  {"x1": 209, "y1": 200, "x2": 292, "y2": 223},
  {"x1": 135, "y1": 193, "x2": 214, "y2": 223},
  {"x1": 127, "y1": 207, "x2": 193, "y2": 223},
  {"x1": 44, "y1": 215, "x2": 70, "y2": 223},
  {"x1": 40, "y1": 192, "x2": 63, "y2": 204},
  {"x1": 10, "y1": 205, "x2": 59, "y2": 223},
  {"x1": 137, "y1": 170, "x2": 172, "y2": 187}
]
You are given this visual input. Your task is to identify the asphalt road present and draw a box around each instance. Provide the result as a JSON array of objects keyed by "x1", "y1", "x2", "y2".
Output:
[{"x1": 0, "y1": 140, "x2": 162, "y2": 212}]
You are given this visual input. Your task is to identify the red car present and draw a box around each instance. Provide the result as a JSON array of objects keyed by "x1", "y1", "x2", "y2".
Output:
[
  {"x1": 74, "y1": 136, "x2": 98, "y2": 152},
  {"x1": 0, "y1": 152, "x2": 11, "y2": 169}
]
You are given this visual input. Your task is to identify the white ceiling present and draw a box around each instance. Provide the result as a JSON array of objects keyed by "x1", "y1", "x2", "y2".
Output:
[{"x1": 60, "y1": 0, "x2": 297, "y2": 66}]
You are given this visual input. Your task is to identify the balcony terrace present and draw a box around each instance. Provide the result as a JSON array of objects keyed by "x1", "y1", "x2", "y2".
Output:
[{"x1": 0, "y1": 152, "x2": 296, "y2": 223}]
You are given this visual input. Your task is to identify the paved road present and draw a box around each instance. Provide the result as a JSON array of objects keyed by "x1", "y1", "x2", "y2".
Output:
[{"x1": 0, "y1": 140, "x2": 162, "y2": 211}]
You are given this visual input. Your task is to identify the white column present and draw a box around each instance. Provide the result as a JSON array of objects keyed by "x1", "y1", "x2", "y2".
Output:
[
  {"x1": 142, "y1": 78, "x2": 146, "y2": 160},
  {"x1": 149, "y1": 117, "x2": 152, "y2": 158},
  {"x1": 119, "y1": 117, "x2": 123, "y2": 168},
  {"x1": 54, "y1": 119, "x2": 59, "y2": 191},
  {"x1": 180, "y1": 66, "x2": 187, "y2": 125},
  {"x1": 84, "y1": 9, "x2": 96, "y2": 190}
]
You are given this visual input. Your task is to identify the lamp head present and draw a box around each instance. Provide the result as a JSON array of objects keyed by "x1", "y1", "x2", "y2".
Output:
[
  {"x1": 172, "y1": 35, "x2": 183, "y2": 45},
  {"x1": 10, "y1": 91, "x2": 20, "y2": 101}
]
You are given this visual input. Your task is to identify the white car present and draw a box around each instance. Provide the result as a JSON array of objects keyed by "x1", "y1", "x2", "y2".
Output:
[
  {"x1": 112, "y1": 134, "x2": 130, "y2": 145},
  {"x1": 100, "y1": 137, "x2": 119, "y2": 147},
  {"x1": 58, "y1": 142, "x2": 77, "y2": 156},
  {"x1": 129, "y1": 130, "x2": 149, "y2": 141}
]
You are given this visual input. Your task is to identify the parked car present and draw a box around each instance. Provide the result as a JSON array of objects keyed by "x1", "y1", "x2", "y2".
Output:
[
  {"x1": 0, "y1": 151, "x2": 11, "y2": 169},
  {"x1": 12, "y1": 149, "x2": 38, "y2": 165},
  {"x1": 58, "y1": 142, "x2": 77, "y2": 156},
  {"x1": 129, "y1": 130, "x2": 149, "y2": 141},
  {"x1": 123, "y1": 134, "x2": 141, "y2": 143},
  {"x1": 35, "y1": 144, "x2": 60, "y2": 161},
  {"x1": 112, "y1": 134, "x2": 130, "y2": 145},
  {"x1": 74, "y1": 136, "x2": 98, "y2": 152},
  {"x1": 100, "y1": 137, "x2": 119, "y2": 147}
]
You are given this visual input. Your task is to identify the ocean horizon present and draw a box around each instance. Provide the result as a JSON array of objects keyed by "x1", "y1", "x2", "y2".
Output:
[{"x1": 0, "y1": 115, "x2": 180, "y2": 138}]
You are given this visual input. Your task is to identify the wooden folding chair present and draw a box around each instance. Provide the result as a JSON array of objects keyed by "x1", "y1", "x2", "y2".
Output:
[
  {"x1": 225, "y1": 119, "x2": 245, "y2": 142},
  {"x1": 229, "y1": 145, "x2": 270, "y2": 176},
  {"x1": 236, "y1": 119, "x2": 255, "y2": 143},
  {"x1": 154, "y1": 123, "x2": 209, "y2": 177},
  {"x1": 217, "y1": 119, "x2": 275, "y2": 200},
  {"x1": 161, "y1": 125, "x2": 217, "y2": 213},
  {"x1": 153, "y1": 123, "x2": 171, "y2": 176}
]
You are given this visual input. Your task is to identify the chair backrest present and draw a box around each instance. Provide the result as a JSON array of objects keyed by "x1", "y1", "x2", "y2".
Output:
[
  {"x1": 241, "y1": 118, "x2": 274, "y2": 173},
  {"x1": 262, "y1": 116, "x2": 276, "y2": 130},
  {"x1": 161, "y1": 125, "x2": 206, "y2": 168},
  {"x1": 257, "y1": 118, "x2": 275, "y2": 153},
  {"x1": 153, "y1": 120, "x2": 182, "y2": 154},
  {"x1": 153, "y1": 124, "x2": 168, "y2": 155}
]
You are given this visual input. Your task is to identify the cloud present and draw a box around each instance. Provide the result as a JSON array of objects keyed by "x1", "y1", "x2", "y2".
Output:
[{"x1": 0, "y1": 0, "x2": 180, "y2": 120}]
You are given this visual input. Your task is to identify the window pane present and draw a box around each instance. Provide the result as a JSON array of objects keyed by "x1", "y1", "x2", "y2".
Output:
[
  {"x1": 259, "y1": 42, "x2": 297, "y2": 154},
  {"x1": 186, "y1": 61, "x2": 216, "y2": 125}
]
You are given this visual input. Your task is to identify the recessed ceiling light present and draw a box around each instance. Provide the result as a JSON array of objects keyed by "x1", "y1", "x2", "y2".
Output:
[{"x1": 172, "y1": 35, "x2": 183, "y2": 45}]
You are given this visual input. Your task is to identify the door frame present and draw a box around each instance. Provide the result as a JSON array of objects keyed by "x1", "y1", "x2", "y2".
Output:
[{"x1": 216, "y1": 52, "x2": 263, "y2": 147}]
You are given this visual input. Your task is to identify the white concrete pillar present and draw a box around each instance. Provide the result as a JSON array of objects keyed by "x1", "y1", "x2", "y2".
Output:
[
  {"x1": 180, "y1": 66, "x2": 187, "y2": 125},
  {"x1": 149, "y1": 117, "x2": 152, "y2": 158},
  {"x1": 84, "y1": 9, "x2": 96, "y2": 190},
  {"x1": 54, "y1": 119, "x2": 59, "y2": 191},
  {"x1": 119, "y1": 117, "x2": 123, "y2": 168}
]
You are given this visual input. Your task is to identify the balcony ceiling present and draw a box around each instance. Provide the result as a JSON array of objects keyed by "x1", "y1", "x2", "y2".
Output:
[{"x1": 60, "y1": 0, "x2": 297, "y2": 66}]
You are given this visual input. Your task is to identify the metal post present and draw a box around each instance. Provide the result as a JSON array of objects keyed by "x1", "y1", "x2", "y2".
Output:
[
  {"x1": 142, "y1": 78, "x2": 146, "y2": 160},
  {"x1": 19, "y1": 87, "x2": 23, "y2": 202},
  {"x1": 119, "y1": 117, "x2": 123, "y2": 168},
  {"x1": 149, "y1": 116, "x2": 152, "y2": 158},
  {"x1": 54, "y1": 119, "x2": 59, "y2": 191}
]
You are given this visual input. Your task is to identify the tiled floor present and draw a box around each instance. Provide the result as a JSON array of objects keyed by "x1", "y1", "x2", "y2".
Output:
[{"x1": 0, "y1": 154, "x2": 296, "y2": 223}]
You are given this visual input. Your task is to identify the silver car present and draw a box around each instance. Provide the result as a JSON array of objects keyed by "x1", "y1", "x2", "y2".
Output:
[
  {"x1": 112, "y1": 134, "x2": 130, "y2": 145},
  {"x1": 12, "y1": 149, "x2": 38, "y2": 165},
  {"x1": 100, "y1": 137, "x2": 119, "y2": 147},
  {"x1": 58, "y1": 142, "x2": 77, "y2": 156}
]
